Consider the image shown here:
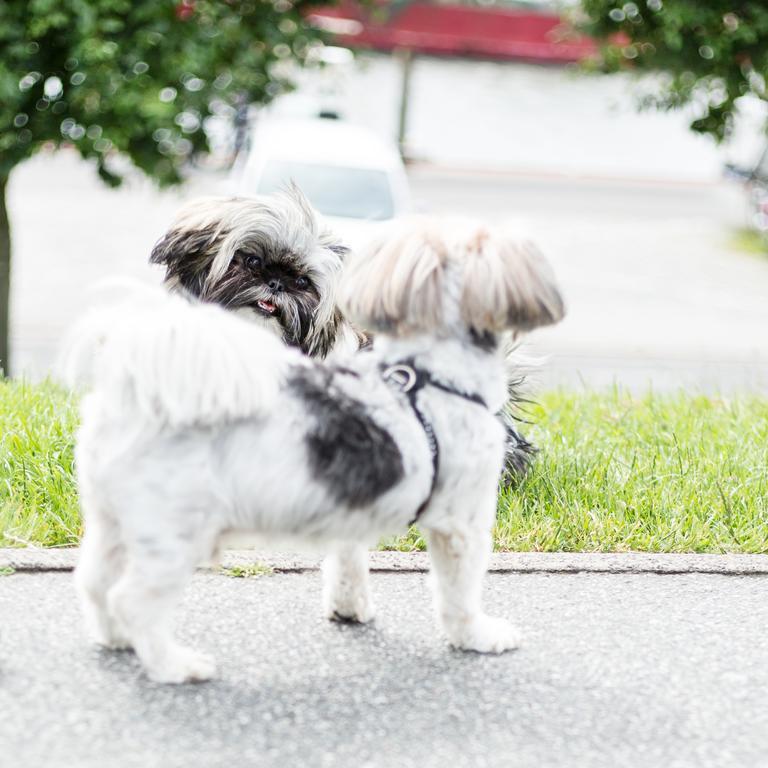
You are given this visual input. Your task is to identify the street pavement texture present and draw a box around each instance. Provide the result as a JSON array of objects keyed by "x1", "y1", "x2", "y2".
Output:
[
  {"x1": 1, "y1": 568, "x2": 767, "y2": 768},
  {"x1": 9, "y1": 152, "x2": 768, "y2": 391}
]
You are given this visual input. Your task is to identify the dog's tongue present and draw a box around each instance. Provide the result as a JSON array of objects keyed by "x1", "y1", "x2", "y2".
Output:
[{"x1": 257, "y1": 299, "x2": 277, "y2": 315}]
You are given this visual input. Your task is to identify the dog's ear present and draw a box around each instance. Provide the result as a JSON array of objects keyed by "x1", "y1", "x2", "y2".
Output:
[
  {"x1": 150, "y1": 226, "x2": 220, "y2": 270},
  {"x1": 340, "y1": 227, "x2": 445, "y2": 334},
  {"x1": 460, "y1": 230, "x2": 564, "y2": 333},
  {"x1": 150, "y1": 226, "x2": 222, "y2": 295},
  {"x1": 150, "y1": 201, "x2": 230, "y2": 294}
]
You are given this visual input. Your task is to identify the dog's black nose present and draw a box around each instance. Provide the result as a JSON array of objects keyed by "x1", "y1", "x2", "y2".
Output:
[{"x1": 268, "y1": 279, "x2": 284, "y2": 293}]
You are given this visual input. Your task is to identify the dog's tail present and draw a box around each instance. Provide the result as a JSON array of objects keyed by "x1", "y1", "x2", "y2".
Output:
[
  {"x1": 60, "y1": 282, "x2": 299, "y2": 428},
  {"x1": 498, "y1": 333, "x2": 544, "y2": 484}
]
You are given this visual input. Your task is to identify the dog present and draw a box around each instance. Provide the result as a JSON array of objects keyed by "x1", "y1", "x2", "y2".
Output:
[
  {"x1": 150, "y1": 189, "x2": 537, "y2": 480},
  {"x1": 149, "y1": 186, "x2": 365, "y2": 359},
  {"x1": 69, "y1": 217, "x2": 564, "y2": 683}
]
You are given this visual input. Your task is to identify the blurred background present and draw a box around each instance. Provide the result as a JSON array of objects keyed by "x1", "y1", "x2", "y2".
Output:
[{"x1": 3, "y1": 0, "x2": 768, "y2": 390}]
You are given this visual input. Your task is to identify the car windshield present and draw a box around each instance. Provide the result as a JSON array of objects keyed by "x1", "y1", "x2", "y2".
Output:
[{"x1": 255, "y1": 160, "x2": 395, "y2": 220}]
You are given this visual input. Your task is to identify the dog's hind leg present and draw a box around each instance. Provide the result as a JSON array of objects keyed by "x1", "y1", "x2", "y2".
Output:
[
  {"x1": 322, "y1": 544, "x2": 375, "y2": 623},
  {"x1": 75, "y1": 510, "x2": 130, "y2": 650},
  {"x1": 107, "y1": 546, "x2": 216, "y2": 684},
  {"x1": 424, "y1": 525, "x2": 520, "y2": 654}
]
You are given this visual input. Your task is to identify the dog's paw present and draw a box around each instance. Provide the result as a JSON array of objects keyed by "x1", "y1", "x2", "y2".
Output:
[
  {"x1": 146, "y1": 647, "x2": 217, "y2": 684},
  {"x1": 450, "y1": 615, "x2": 521, "y2": 654},
  {"x1": 324, "y1": 593, "x2": 376, "y2": 624},
  {"x1": 85, "y1": 618, "x2": 133, "y2": 651},
  {"x1": 95, "y1": 634, "x2": 133, "y2": 652}
]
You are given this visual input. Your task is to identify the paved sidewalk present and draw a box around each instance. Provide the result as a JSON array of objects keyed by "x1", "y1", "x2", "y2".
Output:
[{"x1": 1, "y1": 555, "x2": 767, "y2": 768}]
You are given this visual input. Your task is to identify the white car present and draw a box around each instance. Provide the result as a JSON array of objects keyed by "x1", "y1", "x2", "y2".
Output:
[{"x1": 234, "y1": 117, "x2": 411, "y2": 249}]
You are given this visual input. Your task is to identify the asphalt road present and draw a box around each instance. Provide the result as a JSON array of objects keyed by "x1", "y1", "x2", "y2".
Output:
[
  {"x1": 1, "y1": 569, "x2": 767, "y2": 768},
  {"x1": 409, "y1": 166, "x2": 768, "y2": 392}
]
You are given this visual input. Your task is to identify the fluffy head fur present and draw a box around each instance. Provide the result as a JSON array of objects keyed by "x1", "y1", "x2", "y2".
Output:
[
  {"x1": 339, "y1": 218, "x2": 565, "y2": 340},
  {"x1": 150, "y1": 186, "x2": 359, "y2": 358}
]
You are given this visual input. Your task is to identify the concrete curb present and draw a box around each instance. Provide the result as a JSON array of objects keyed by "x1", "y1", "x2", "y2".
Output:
[{"x1": 3, "y1": 548, "x2": 768, "y2": 575}]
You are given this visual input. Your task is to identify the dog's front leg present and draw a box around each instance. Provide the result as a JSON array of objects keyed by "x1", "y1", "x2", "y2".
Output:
[
  {"x1": 322, "y1": 544, "x2": 375, "y2": 623},
  {"x1": 425, "y1": 526, "x2": 520, "y2": 653}
]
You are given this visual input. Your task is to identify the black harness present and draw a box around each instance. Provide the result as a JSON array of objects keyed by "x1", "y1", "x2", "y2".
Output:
[{"x1": 380, "y1": 361, "x2": 488, "y2": 526}]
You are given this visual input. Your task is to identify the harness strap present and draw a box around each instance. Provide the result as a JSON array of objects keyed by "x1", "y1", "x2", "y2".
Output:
[{"x1": 381, "y1": 361, "x2": 487, "y2": 526}]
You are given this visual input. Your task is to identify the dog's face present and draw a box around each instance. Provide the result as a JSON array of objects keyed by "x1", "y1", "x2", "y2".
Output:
[
  {"x1": 204, "y1": 240, "x2": 325, "y2": 345},
  {"x1": 150, "y1": 187, "x2": 350, "y2": 357},
  {"x1": 339, "y1": 218, "x2": 565, "y2": 343}
]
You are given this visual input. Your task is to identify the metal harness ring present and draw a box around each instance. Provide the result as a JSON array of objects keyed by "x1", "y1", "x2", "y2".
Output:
[{"x1": 382, "y1": 364, "x2": 418, "y2": 393}]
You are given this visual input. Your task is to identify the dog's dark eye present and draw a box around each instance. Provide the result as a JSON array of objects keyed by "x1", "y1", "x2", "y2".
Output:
[
  {"x1": 295, "y1": 276, "x2": 310, "y2": 290},
  {"x1": 244, "y1": 254, "x2": 262, "y2": 270}
]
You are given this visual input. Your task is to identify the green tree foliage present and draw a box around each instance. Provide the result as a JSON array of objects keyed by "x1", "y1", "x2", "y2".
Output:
[
  {"x1": 577, "y1": 1, "x2": 768, "y2": 141},
  {"x1": 0, "y1": 0, "x2": 330, "y2": 374}
]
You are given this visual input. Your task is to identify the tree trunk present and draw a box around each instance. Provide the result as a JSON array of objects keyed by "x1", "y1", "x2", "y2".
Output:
[{"x1": 0, "y1": 176, "x2": 10, "y2": 377}]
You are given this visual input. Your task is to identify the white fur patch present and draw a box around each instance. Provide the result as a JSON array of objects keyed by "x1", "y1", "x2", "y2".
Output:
[{"x1": 61, "y1": 285, "x2": 306, "y2": 428}]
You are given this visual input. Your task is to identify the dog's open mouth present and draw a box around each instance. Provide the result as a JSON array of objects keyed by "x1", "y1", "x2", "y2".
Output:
[{"x1": 256, "y1": 299, "x2": 278, "y2": 317}]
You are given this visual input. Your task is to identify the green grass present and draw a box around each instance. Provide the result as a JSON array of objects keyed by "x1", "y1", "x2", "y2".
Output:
[
  {"x1": 494, "y1": 390, "x2": 768, "y2": 553},
  {"x1": 0, "y1": 381, "x2": 80, "y2": 547},
  {"x1": 2, "y1": 380, "x2": 767, "y2": 553},
  {"x1": 220, "y1": 563, "x2": 274, "y2": 578},
  {"x1": 730, "y1": 228, "x2": 768, "y2": 257}
]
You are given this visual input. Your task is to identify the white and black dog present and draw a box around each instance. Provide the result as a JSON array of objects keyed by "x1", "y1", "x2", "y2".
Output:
[
  {"x1": 69, "y1": 217, "x2": 564, "y2": 683},
  {"x1": 149, "y1": 186, "x2": 365, "y2": 359},
  {"x1": 150, "y1": 189, "x2": 536, "y2": 480}
]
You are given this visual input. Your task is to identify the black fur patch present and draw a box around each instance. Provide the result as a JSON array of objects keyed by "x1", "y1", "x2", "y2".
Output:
[
  {"x1": 499, "y1": 376, "x2": 537, "y2": 485},
  {"x1": 469, "y1": 329, "x2": 498, "y2": 351},
  {"x1": 500, "y1": 415, "x2": 536, "y2": 483},
  {"x1": 289, "y1": 368, "x2": 404, "y2": 507},
  {"x1": 150, "y1": 225, "x2": 225, "y2": 297},
  {"x1": 302, "y1": 307, "x2": 342, "y2": 358}
]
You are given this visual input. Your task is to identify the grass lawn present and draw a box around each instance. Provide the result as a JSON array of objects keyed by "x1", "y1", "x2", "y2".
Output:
[
  {"x1": 1, "y1": 381, "x2": 80, "y2": 548},
  {"x1": 730, "y1": 228, "x2": 768, "y2": 258},
  {"x1": 1, "y1": 380, "x2": 767, "y2": 553}
]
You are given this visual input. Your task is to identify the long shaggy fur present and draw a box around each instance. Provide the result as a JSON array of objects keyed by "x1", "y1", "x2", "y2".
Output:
[
  {"x1": 64, "y1": 287, "x2": 297, "y2": 428},
  {"x1": 150, "y1": 186, "x2": 362, "y2": 358},
  {"x1": 69, "y1": 216, "x2": 564, "y2": 684},
  {"x1": 341, "y1": 218, "x2": 564, "y2": 336}
]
